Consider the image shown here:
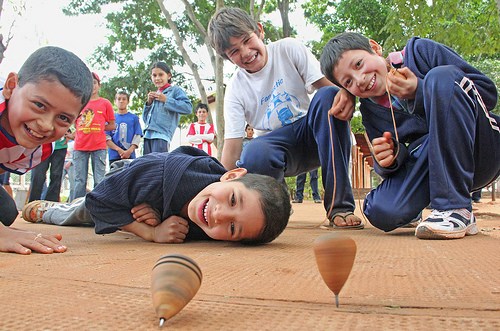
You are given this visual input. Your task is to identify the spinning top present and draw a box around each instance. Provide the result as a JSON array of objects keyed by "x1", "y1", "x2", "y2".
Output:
[
  {"x1": 151, "y1": 254, "x2": 203, "y2": 327},
  {"x1": 313, "y1": 233, "x2": 357, "y2": 307}
]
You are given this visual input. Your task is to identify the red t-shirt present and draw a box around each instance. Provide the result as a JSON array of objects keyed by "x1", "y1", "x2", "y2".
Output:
[{"x1": 74, "y1": 97, "x2": 114, "y2": 151}]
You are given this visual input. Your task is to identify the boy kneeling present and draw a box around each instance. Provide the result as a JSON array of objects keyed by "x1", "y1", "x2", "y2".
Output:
[{"x1": 320, "y1": 32, "x2": 499, "y2": 239}]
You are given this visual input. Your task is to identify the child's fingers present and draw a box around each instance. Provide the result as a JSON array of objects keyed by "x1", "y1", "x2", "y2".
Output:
[{"x1": 29, "y1": 234, "x2": 67, "y2": 254}]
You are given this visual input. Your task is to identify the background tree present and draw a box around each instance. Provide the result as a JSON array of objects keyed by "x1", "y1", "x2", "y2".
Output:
[
  {"x1": 303, "y1": 0, "x2": 500, "y2": 118},
  {"x1": 63, "y1": 0, "x2": 288, "y2": 158},
  {"x1": 0, "y1": 0, "x2": 25, "y2": 64}
]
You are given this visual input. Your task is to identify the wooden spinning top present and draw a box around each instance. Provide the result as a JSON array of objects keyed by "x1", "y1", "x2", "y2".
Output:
[
  {"x1": 151, "y1": 254, "x2": 202, "y2": 327},
  {"x1": 313, "y1": 233, "x2": 357, "y2": 307}
]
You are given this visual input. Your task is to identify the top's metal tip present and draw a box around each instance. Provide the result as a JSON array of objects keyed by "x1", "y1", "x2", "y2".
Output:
[
  {"x1": 159, "y1": 318, "x2": 166, "y2": 328},
  {"x1": 335, "y1": 294, "x2": 339, "y2": 308}
]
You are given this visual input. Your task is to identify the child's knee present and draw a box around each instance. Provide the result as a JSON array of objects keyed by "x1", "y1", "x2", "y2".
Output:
[
  {"x1": 238, "y1": 141, "x2": 284, "y2": 179},
  {"x1": 363, "y1": 192, "x2": 416, "y2": 232},
  {"x1": 312, "y1": 86, "x2": 339, "y2": 104},
  {"x1": 425, "y1": 65, "x2": 462, "y2": 89}
]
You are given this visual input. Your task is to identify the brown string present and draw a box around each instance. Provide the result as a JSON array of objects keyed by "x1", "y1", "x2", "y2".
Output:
[{"x1": 290, "y1": 69, "x2": 402, "y2": 230}]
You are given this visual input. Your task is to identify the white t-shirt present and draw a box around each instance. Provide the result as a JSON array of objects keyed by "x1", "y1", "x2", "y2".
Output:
[{"x1": 224, "y1": 38, "x2": 324, "y2": 139}]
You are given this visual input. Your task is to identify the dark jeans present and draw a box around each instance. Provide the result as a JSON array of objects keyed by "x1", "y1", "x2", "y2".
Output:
[
  {"x1": 0, "y1": 185, "x2": 17, "y2": 226},
  {"x1": 295, "y1": 169, "x2": 321, "y2": 201},
  {"x1": 238, "y1": 86, "x2": 354, "y2": 214},
  {"x1": 29, "y1": 148, "x2": 67, "y2": 202},
  {"x1": 143, "y1": 138, "x2": 169, "y2": 155}
]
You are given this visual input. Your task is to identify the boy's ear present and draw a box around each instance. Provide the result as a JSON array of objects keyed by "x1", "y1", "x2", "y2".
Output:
[
  {"x1": 257, "y1": 22, "x2": 265, "y2": 39},
  {"x1": 369, "y1": 39, "x2": 383, "y2": 56},
  {"x1": 220, "y1": 168, "x2": 248, "y2": 182},
  {"x1": 3, "y1": 72, "x2": 18, "y2": 99}
]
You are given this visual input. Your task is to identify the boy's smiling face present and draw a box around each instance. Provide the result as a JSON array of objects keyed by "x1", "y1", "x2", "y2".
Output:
[
  {"x1": 333, "y1": 42, "x2": 389, "y2": 98},
  {"x1": 187, "y1": 168, "x2": 265, "y2": 242},
  {"x1": 224, "y1": 23, "x2": 267, "y2": 74},
  {"x1": 2, "y1": 73, "x2": 81, "y2": 149}
]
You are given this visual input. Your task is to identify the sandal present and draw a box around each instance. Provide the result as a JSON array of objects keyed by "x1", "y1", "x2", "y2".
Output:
[
  {"x1": 22, "y1": 200, "x2": 58, "y2": 223},
  {"x1": 328, "y1": 212, "x2": 364, "y2": 229}
]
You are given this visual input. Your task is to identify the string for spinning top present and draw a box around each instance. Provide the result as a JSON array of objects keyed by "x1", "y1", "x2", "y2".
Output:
[{"x1": 313, "y1": 233, "x2": 357, "y2": 307}]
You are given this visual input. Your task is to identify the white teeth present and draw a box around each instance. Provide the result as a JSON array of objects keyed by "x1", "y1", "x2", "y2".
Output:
[
  {"x1": 203, "y1": 202, "x2": 208, "y2": 223},
  {"x1": 367, "y1": 75, "x2": 375, "y2": 91},
  {"x1": 27, "y1": 126, "x2": 44, "y2": 139},
  {"x1": 245, "y1": 54, "x2": 257, "y2": 64}
]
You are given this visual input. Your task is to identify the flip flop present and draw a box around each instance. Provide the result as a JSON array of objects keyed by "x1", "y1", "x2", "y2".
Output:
[{"x1": 328, "y1": 212, "x2": 365, "y2": 229}]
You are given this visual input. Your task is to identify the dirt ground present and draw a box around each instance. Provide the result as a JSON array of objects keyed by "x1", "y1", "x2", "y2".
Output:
[{"x1": 1, "y1": 198, "x2": 499, "y2": 331}]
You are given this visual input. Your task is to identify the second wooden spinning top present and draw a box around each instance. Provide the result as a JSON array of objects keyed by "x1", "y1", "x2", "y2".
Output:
[{"x1": 313, "y1": 233, "x2": 357, "y2": 307}]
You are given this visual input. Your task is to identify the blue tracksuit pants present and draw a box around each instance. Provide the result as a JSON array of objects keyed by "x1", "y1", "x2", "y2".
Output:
[
  {"x1": 237, "y1": 86, "x2": 355, "y2": 215},
  {"x1": 364, "y1": 66, "x2": 500, "y2": 231}
]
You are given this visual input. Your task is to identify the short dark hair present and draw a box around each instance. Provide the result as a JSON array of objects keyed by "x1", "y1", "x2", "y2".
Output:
[
  {"x1": 233, "y1": 173, "x2": 291, "y2": 245},
  {"x1": 195, "y1": 102, "x2": 208, "y2": 112},
  {"x1": 17, "y1": 46, "x2": 93, "y2": 110},
  {"x1": 151, "y1": 61, "x2": 172, "y2": 83},
  {"x1": 208, "y1": 7, "x2": 260, "y2": 60},
  {"x1": 115, "y1": 90, "x2": 130, "y2": 101},
  {"x1": 320, "y1": 32, "x2": 373, "y2": 86}
]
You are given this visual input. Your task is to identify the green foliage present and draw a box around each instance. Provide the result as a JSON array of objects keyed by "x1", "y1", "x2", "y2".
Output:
[
  {"x1": 303, "y1": 0, "x2": 392, "y2": 57},
  {"x1": 350, "y1": 112, "x2": 365, "y2": 133},
  {"x1": 383, "y1": 0, "x2": 500, "y2": 56},
  {"x1": 469, "y1": 58, "x2": 500, "y2": 114}
]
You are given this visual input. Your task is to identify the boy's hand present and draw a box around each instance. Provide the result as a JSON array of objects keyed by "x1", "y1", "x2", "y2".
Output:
[
  {"x1": 0, "y1": 226, "x2": 67, "y2": 255},
  {"x1": 372, "y1": 132, "x2": 396, "y2": 168},
  {"x1": 131, "y1": 203, "x2": 161, "y2": 226},
  {"x1": 386, "y1": 67, "x2": 417, "y2": 100},
  {"x1": 329, "y1": 89, "x2": 355, "y2": 120},
  {"x1": 153, "y1": 216, "x2": 189, "y2": 243},
  {"x1": 120, "y1": 148, "x2": 133, "y2": 159}
]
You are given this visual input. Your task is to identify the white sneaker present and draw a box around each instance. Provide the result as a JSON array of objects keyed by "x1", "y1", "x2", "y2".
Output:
[{"x1": 415, "y1": 208, "x2": 478, "y2": 239}]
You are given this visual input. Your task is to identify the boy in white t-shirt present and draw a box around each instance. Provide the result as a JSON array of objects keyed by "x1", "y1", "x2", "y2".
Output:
[{"x1": 208, "y1": 7, "x2": 362, "y2": 229}]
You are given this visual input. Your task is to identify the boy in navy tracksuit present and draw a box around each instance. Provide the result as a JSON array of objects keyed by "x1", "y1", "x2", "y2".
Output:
[{"x1": 320, "y1": 32, "x2": 499, "y2": 239}]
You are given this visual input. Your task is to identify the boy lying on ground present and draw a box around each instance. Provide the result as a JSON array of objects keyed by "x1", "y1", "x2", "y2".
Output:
[{"x1": 22, "y1": 146, "x2": 291, "y2": 245}]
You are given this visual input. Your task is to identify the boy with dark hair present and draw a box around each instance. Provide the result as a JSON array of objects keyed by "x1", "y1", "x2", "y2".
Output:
[
  {"x1": 208, "y1": 7, "x2": 362, "y2": 229},
  {"x1": 106, "y1": 91, "x2": 142, "y2": 164},
  {"x1": 23, "y1": 146, "x2": 291, "y2": 245},
  {"x1": 0, "y1": 46, "x2": 93, "y2": 254},
  {"x1": 320, "y1": 32, "x2": 499, "y2": 239},
  {"x1": 187, "y1": 102, "x2": 216, "y2": 156}
]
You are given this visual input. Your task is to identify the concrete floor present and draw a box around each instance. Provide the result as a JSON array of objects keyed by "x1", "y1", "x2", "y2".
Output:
[{"x1": 1, "y1": 199, "x2": 499, "y2": 330}]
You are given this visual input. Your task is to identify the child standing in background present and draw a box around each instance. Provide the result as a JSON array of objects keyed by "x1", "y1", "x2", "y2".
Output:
[
  {"x1": 72, "y1": 72, "x2": 115, "y2": 200},
  {"x1": 242, "y1": 124, "x2": 254, "y2": 149},
  {"x1": 106, "y1": 91, "x2": 142, "y2": 164},
  {"x1": 187, "y1": 102, "x2": 216, "y2": 156},
  {"x1": 142, "y1": 62, "x2": 192, "y2": 154}
]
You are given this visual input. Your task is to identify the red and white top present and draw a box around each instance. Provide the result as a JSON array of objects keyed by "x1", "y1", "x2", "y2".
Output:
[{"x1": 186, "y1": 122, "x2": 215, "y2": 156}]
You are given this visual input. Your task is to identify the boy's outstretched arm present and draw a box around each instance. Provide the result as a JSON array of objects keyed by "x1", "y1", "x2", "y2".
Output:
[
  {"x1": 221, "y1": 138, "x2": 243, "y2": 170},
  {"x1": 0, "y1": 224, "x2": 67, "y2": 255},
  {"x1": 121, "y1": 215, "x2": 189, "y2": 243}
]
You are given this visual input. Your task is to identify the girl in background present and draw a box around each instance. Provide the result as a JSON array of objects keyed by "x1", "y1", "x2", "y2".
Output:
[{"x1": 143, "y1": 62, "x2": 192, "y2": 154}]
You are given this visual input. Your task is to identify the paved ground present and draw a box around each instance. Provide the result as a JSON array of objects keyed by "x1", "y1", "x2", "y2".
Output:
[{"x1": 1, "y1": 198, "x2": 499, "y2": 331}]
